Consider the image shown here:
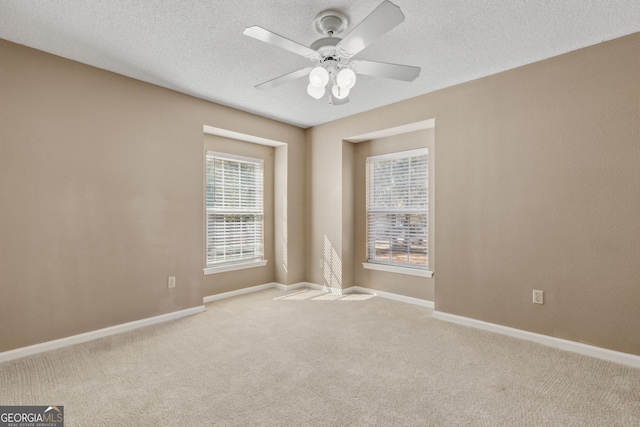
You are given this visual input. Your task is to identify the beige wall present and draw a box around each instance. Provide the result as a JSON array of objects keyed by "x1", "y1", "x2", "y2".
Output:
[
  {"x1": 305, "y1": 125, "x2": 346, "y2": 290},
  {"x1": 0, "y1": 39, "x2": 304, "y2": 352},
  {"x1": 202, "y1": 135, "x2": 275, "y2": 295},
  {"x1": 352, "y1": 129, "x2": 435, "y2": 300},
  {"x1": 307, "y1": 33, "x2": 640, "y2": 355},
  {"x1": 274, "y1": 145, "x2": 288, "y2": 285},
  {"x1": 280, "y1": 140, "x2": 307, "y2": 285},
  {"x1": 2, "y1": 32, "x2": 640, "y2": 357}
]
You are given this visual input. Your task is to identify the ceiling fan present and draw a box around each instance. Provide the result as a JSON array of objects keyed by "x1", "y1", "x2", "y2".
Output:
[{"x1": 243, "y1": 1, "x2": 420, "y2": 105}]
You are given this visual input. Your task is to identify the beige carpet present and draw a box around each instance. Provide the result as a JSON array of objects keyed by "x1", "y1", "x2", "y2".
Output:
[{"x1": 1, "y1": 288, "x2": 639, "y2": 426}]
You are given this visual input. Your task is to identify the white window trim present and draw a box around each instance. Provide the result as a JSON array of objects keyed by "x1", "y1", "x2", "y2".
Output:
[
  {"x1": 207, "y1": 151, "x2": 264, "y2": 164},
  {"x1": 363, "y1": 262, "x2": 433, "y2": 278},
  {"x1": 370, "y1": 147, "x2": 427, "y2": 161},
  {"x1": 366, "y1": 147, "x2": 430, "y2": 272},
  {"x1": 204, "y1": 259, "x2": 268, "y2": 275},
  {"x1": 205, "y1": 151, "x2": 265, "y2": 269}
]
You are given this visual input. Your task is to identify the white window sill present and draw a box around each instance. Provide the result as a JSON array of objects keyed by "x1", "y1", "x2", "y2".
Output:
[
  {"x1": 204, "y1": 260, "x2": 267, "y2": 275},
  {"x1": 362, "y1": 262, "x2": 433, "y2": 278}
]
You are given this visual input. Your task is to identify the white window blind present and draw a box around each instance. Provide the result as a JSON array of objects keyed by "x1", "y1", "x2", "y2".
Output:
[
  {"x1": 206, "y1": 152, "x2": 264, "y2": 267},
  {"x1": 366, "y1": 148, "x2": 428, "y2": 269}
]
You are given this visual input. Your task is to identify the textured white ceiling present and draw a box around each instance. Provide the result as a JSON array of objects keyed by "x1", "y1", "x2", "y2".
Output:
[{"x1": 1, "y1": 1, "x2": 639, "y2": 128}]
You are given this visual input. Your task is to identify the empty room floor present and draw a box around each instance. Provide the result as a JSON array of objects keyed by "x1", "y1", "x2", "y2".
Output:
[{"x1": 1, "y1": 288, "x2": 639, "y2": 426}]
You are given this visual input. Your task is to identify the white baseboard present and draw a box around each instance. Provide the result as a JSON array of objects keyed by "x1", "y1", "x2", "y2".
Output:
[
  {"x1": 344, "y1": 286, "x2": 435, "y2": 308},
  {"x1": 0, "y1": 305, "x2": 205, "y2": 364},
  {"x1": 203, "y1": 282, "x2": 436, "y2": 309},
  {"x1": 203, "y1": 283, "x2": 279, "y2": 303},
  {"x1": 272, "y1": 282, "x2": 435, "y2": 308},
  {"x1": 270, "y1": 282, "x2": 435, "y2": 308},
  {"x1": 203, "y1": 282, "x2": 315, "y2": 303},
  {"x1": 275, "y1": 282, "x2": 315, "y2": 291},
  {"x1": 433, "y1": 311, "x2": 640, "y2": 370}
]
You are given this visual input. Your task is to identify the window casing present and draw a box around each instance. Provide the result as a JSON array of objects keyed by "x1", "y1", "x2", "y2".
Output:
[
  {"x1": 205, "y1": 152, "x2": 264, "y2": 269},
  {"x1": 366, "y1": 148, "x2": 428, "y2": 270}
]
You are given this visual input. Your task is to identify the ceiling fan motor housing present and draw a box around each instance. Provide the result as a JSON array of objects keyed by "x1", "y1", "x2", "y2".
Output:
[
  {"x1": 314, "y1": 10, "x2": 349, "y2": 37},
  {"x1": 311, "y1": 38, "x2": 340, "y2": 59},
  {"x1": 310, "y1": 37, "x2": 351, "y2": 76}
]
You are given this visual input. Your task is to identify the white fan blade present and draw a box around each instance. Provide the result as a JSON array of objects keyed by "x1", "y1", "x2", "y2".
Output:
[
  {"x1": 244, "y1": 26, "x2": 320, "y2": 60},
  {"x1": 336, "y1": 1, "x2": 405, "y2": 59},
  {"x1": 254, "y1": 67, "x2": 313, "y2": 90},
  {"x1": 350, "y1": 60, "x2": 420, "y2": 82}
]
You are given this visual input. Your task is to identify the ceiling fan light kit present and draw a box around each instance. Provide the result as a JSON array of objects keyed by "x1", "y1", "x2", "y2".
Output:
[
  {"x1": 337, "y1": 68, "x2": 356, "y2": 89},
  {"x1": 307, "y1": 83, "x2": 326, "y2": 99},
  {"x1": 332, "y1": 84, "x2": 349, "y2": 100},
  {"x1": 243, "y1": 1, "x2": 420, "y2": 105},
  {"x1": 309, "y1": 66, "x2": 329, "y2": 87}
]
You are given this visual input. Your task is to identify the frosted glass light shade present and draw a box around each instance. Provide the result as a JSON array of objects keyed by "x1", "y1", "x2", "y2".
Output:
[
  {"x1": 337, "y1": 68, "x2": 356, "y2": 89},
  {"x1": 309, "y1": 67, "x2": 329, "y2": 88},
  {"x1": 307, "y1": 83, "x2": 325, "y2": 99},
  {"x1": 331, "y1": 84, "x2": 349, "y2": 99}
]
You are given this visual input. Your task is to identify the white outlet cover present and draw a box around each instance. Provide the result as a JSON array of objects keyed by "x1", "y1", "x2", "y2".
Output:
[{"x1": 533, "y1": 290, "x2": 544, "y2": 304}]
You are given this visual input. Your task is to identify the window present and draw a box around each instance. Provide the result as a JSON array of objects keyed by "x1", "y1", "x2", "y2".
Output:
[
  {"x1": 365, "y1": 148, "x2": 429, "y2": 275},
  {"x1": 205, "y1": 152, "x2": 265, "y2": 272}
]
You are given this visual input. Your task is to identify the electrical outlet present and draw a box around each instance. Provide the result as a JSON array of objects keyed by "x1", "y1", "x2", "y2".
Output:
[
  {"x1": 533, "y1": 290, "x2": 544, "y2": 304},
  {"x1": 319, "y1": 259, "x2": 323, "y2": 269},
  {"x1": 168, "y1": 276, "x2": 176, "y2": 289}
]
